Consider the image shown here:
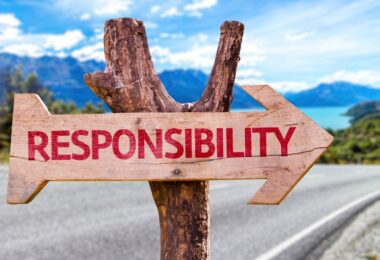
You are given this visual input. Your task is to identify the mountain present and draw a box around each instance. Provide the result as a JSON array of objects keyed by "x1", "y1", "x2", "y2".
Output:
[
  {"x1": 0, "y1": 53, "x2": 104, "y2": 106},
  {"x1": 345, "y1": 101, "x2": 380, "y2": 122},
  {"x1": 159, "y1": 69, "x2": 260, "y2": 108},
  {"x1": 0, "y1": 53, "x2": 259, "y2": 109},
  {"x1": 1, "y1": 53, "x2": 380, "y2": 108},
  {"x1": 285, "y1": 82, "x2": 380, "y2": 107}
]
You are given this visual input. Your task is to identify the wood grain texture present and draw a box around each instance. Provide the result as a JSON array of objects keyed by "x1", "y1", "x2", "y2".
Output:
[
  {"x1": 84, "y1": 18, "x2": 243, "y2": 260},
  {"x1": 7, "y1": 18, "x2": 333, "y2": 260},
  {"x1": 8, "y1": 85, "x2": 333, "y2": 205}
]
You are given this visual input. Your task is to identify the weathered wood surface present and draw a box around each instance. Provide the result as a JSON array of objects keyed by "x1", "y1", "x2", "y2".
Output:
[
  {"x1": 7, "y1": 18, "x2": 333, "y2": 260},
  {"x1": 85, "y1": 18, "x2": 244, "y2": 260},
  {"x1": 8, "y1": 84, "x2": 333, "y2": 205}
]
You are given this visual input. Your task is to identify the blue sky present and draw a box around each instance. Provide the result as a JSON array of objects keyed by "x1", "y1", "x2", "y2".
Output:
[{"x1": 0, "y1": 0, "x2": 380, "y2": 92}]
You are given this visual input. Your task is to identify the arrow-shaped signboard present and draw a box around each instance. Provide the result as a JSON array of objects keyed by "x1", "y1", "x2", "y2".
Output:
[{"x1": 8, "y1": 85, "x2": 333, "y2": 205}]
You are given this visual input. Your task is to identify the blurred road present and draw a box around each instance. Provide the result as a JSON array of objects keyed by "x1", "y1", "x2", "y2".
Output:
[{"x1": 0, "y1": 165, "x2": 379, "y2": 260}]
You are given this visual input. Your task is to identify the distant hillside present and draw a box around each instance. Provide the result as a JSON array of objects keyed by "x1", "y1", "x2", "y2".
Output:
[
  {"x1": 345, "y1": 101, "x2": 380, "y2": 122},
  {"x1": 0, "y1": 53, "x2": 104, "y2": 106},
  {"x1": 2, "y1": 53, "x2": 380, "y2": 108},
  {"x1": 285, "y1": 82, "x2": 380, "y2": 107},
  {"x1": 320, "y1": 111, "x2": 380, "y2": 164},
  {"x1": 0, "y1": 53, "x2": 258, "y2": 108},
  {"x1": 159, "y1": 69, "x2": 260, "y2": 108}
]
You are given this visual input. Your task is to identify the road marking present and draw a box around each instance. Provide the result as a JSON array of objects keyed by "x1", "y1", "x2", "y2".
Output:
[{"x1": 255, "y1": 189, "x2": 380, "y2": 260}]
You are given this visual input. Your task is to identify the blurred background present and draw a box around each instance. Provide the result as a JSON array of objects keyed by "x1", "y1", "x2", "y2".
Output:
[{"x1": 0, "y1": 0, "x2": 379, "y2": 259}]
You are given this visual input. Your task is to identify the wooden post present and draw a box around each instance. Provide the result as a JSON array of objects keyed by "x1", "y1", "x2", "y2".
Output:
[{"x1": 84, "y1": 18, "x2": 244, "y2": 260}]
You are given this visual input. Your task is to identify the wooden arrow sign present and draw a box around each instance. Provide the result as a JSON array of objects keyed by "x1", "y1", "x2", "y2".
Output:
[{"x1": 7, "y1": 85, "x2": 333, "y2": 205}]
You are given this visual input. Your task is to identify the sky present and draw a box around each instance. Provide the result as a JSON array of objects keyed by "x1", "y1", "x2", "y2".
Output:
[{"x1": 0, "y1": 0, "x2": 380, "y2": 92}]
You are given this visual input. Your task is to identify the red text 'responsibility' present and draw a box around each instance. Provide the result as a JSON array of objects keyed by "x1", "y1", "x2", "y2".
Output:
[{"x1": 27, "y1": 127, "x2": 296, "y2": 161}]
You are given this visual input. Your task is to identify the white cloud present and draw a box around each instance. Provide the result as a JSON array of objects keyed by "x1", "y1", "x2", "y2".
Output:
[
  {"x1": 151, "y1": 30, "x2": 266, "y2": 77},
  {"x1": 150, "y1": 45, "x2": 171, "y2": 57},
  {"x1": 159, "y1": 33, "x2": 185, "y2": 39},
  {"x1": 269, "y1": 81, "x2": 311, "y2": 93},
  {"x1": 44, "y1": 30, "x2": 85, "y2": 51},
  {"x1": 150, "y1": 32, "x2": 221, "y2": 71},
  {"x1": 159, "y1": 33, "x2": 169, "y2": 38},
  {"x1": 146, "y1": 1, "x2": 378, "y2": 91},
  {"x1": 57, "y1": 0, "x2": 132, "y2": 16},
  {"x1": 71, "y1": 42, "x2": 104, "y2": 61},
  {"x1": 144, "y1": 21, "x2": 158, "y2": 29},
  {"x1": 151, "y1": 6, "x2": 161, "y2": 14},
  {"x1": 1, "y1": 0, "x2": 379, "y2": 96},
  {"x1": 166, "y1": 45, "x2": 216, "y2": 69},
  {"x1": 93, "y1": 0, "x2": 132, "y2": 15},
  {"x1": 151, "y1": 44, "x2": 216, "y2": 70},
  {"x1": 235, "y1": 68, "x2": 265, "y2": 86},
  {"x1": 0, "y1": 13, "x2": 21, "y2": 27},
  {"x1": 285, "y1": 31, "x2": 315, "y2": 42},
  {"x1": 183, "y1": 0, "x2": 218, "y2": 17},
  {"x1": 2, "y1": 43, "x2": 44, "y2": 57},
  {"x1": 56, "y1": 51, "x2": 68, "y2": 58},
  {"x1": 0, "y1": 13, "x2": 85, "y2": 57},
  {"x1": 80, "y1": 13, "x2": 91, "y2": 20},
  {"x1": 241, "y1": 0, "x2": 380, "y2": 86},
  {"x1": 154, "y1": 1, "x2": 217, "y2": 19},
  {"x1": 90, "y1": 28, "x2": 104, "y2": 41},
  {"x1": 184, "y1": 0, "x2": 218, "y2": 11},
  {"x1": 239, "y1": 39, "x2": 266, "y2": 67},
  {"x1": 190, "y1": 33, "x2": 208, "y2": 42},
  {"x1": 0, "y1": 13, "x2": 21, "y2": 41},
  {"x1": 320, "y1": 70, "x2": 380, "y2": 87},
  {"x1": 0, "y1": 29, "x2": 85, "y2": 54},
  {"x1": 237, "y1": 68, "x2": 263, "y2": 78},
  {"x1": 161, "y1": 7, "x2": 182, "y2": 18},
  {"x1": 0, "y1": 27, "x2": 20, "y2": 42}
]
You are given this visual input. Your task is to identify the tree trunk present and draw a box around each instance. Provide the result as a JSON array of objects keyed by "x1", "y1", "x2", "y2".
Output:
[{"x1": 84, "y1": 18, "x2": 244, "y2": 260}]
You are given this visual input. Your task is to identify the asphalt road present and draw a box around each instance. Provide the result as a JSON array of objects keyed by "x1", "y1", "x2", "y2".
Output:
[{"x1": 0, "y1": 165, "x2": 379, "y2": 260}]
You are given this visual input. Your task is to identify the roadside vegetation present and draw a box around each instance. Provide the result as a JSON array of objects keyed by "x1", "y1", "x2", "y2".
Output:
[
  {"x1": 320, "y1": 101, "x2": 380, "y2": 164},
  {"x1": 0, "y1": 67, "x2": 105, "y2": 163}
]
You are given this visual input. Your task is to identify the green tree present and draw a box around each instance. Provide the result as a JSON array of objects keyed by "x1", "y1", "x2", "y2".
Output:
[
  {"x1": 0, "y1": 68, "x2": 53, "y2": 154},
  {"x1": 0, "y1": 67, "x2": 105, "y2": 162}
]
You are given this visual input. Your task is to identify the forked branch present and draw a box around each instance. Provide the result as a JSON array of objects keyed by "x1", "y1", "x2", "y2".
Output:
[
  {"x1": 84, "y1": 18, "x2": 244, "y2": 113},
  {"x1": 84, "y1": 17, "x2": 244, "y2": 260}
]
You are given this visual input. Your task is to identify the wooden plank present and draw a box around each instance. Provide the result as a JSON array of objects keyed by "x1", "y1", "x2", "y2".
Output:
[{"x1": 7, "y1": 85, "x2": 333, "y2": 205}]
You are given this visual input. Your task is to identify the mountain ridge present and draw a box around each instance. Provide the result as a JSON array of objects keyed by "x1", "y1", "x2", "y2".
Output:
[
  {"x1": 286, "y1": 81, "x2": 380, "y2": 107},
  {"x1": 1, "y1": 53, "x2": 379, "y2": 108}
]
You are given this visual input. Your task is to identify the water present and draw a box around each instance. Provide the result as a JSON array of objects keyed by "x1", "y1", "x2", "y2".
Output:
[{"x1": 232, "y1": 107, "x2": 351, "y2": 130}]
